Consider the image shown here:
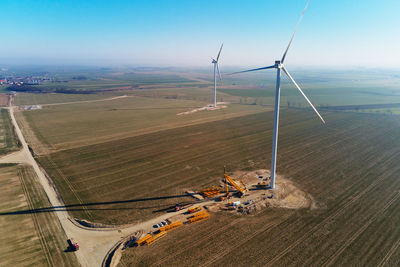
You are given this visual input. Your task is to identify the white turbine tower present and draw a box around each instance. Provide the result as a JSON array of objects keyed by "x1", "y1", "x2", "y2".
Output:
[
  {"x1": 211, "y1": 43, "x2": 223, "y2": 108},
  {"x1": 228, "y1": 0, "x2": 325, "y2": 189}
]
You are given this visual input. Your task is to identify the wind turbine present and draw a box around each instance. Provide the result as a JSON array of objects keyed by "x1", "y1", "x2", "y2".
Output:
[
  {"x1": 228, "y1": 0, "x2": 325, "y2": 189},
  {"x1": 211, "y1": 43, "x2": 223, "y2": 108}
]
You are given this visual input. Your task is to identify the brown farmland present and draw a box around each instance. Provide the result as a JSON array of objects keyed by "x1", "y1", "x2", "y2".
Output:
[
  {"x1": 0, "y1": 164, "x2": 78, "y2": 267},
  {"x1": 0, "y1": 109, "x2": 20, "y2": 155},
  {"x1": 0, "y1": 94, "x2": 10, "y2": 107},
  {"x1": 20, "y1": 104, "x2": 400, "y2": 265},
  {"x1": 19, "y1": 96, "x2": 268, "y2": 152}
]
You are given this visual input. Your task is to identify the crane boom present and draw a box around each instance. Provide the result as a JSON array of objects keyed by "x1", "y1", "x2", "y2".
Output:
[{"x1": 224, "y1": 173, "x2": 248, "y2": 197}]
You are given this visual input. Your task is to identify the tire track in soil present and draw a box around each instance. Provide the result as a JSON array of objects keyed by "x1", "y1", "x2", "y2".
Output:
[
  {"x1": 50, "y1": 108, "x2": 268, "y2": 187},
  {"x1": 151, "y1": 217, "x2": 245, "y2": 266},
  {"x1": 19, "y1": 167, "x2": 55, "y2": 267},
  {"x1": 377, "y1": 235, "x2": 400, "y2": 267},
  {"x1": 84, "y1": 138, "x2": 258, "y2": 199},
  {"x1": 200, "y1": 214, "x2": 293, "y2": 267},
  {"x1": 265, "y1": 168, "x2": 391, "y2": 266},
  {"x1": 278, "y1": 147, "x2": 400, "y2": 266},
  {"x1": 46, "y1": 157, "x2": 93, "y2": 219},
  {"x1": 77, "y1": 130, "x2": 258, "y2": 190},
  {"x1": 324, "y1": 191, "x2": 400, "y2": 266}
]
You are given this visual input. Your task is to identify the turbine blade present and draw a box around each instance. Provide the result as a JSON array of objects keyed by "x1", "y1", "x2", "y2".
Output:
[
  {"x1": 226, "y1": 65, "x2": 276, "y2": 76},
  {"x1": 281, "y1": 0, "x2": 310, "y2": 63},
  {"x1": 216, "y1": 63, "x2": 222, "y2": 81},
  {"x1": 282, "y1": 67, "x2": 325, "y2": 124},
  {"x1": 216, "y1": 43, "x2": 223, "y2": 61}
]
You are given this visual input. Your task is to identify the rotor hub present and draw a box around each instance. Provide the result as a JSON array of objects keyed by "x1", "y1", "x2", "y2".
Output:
[{"x1": 275, "y1": 60, "x2": 282, "y2": 69}]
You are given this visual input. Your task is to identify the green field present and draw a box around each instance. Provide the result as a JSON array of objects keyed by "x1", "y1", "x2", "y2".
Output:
[
  {"x1": 0, "y1": 164, "x2": 78, "y2": 267},
  {"x1": 11, "y1": 67, "x2": 400, "y2": 109},
  {"x1": 0, "y1": 109, "x2": 20, "y2": 154},
  {"x1": 220, "y1": 84, "x2": 400, "y2": 107},
  {"x1": 0, "y1": 85, "x2": 9, "y2": 93}
]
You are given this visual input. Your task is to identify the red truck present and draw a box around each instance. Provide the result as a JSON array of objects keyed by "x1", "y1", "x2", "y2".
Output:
[
  {"x1": 174, "y1": 203, "x2": 193, "y2": 211},
  {"x1": 67, "y1": 238, "x2": 79, "y2": 251}
]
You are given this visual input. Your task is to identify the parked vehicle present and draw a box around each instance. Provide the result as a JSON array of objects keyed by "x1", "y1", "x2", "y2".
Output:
[{"x1": 67, "y1": 238, "x2": 79, "y2": 251}]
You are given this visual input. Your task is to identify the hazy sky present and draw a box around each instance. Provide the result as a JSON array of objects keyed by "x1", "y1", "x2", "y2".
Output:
[{"x1": 1, "y1": 0, "x2": 399, "y2": 68}]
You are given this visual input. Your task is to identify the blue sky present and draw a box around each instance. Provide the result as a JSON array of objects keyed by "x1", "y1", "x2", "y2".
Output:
[{"x1": 1, "y1": 0, "x2": 399, "y2": 67}]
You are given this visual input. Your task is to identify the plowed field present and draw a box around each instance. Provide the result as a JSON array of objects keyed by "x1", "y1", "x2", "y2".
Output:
[{"x1": 20, "y1": 103, "x2": 400, "y2": 265}]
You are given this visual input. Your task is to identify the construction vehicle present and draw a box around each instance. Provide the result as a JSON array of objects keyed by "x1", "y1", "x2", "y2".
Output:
[
  {"x1": 224, "y1": 169, "x2": 248, "y2": 197},
  {"x1": 188, "y1": 206, "x2": 202, "y2": 213},
  {"x1": 153, "y1": 202, "x2": 194, "y2": 213},
  {"x1": 218, "y1": 173, "x2": 231, "y2": 201},
  {"x1": 257, "y1": 175, "x2": 271, "y2": 189},
  {"x1": 174, "y1": 203, "x2": 193, "y2": 211},
  {"x1": 136, "y1": 234, "x2": 152, "y2": 246},
  {"x1": 159, "y1": 221, "x2": 183, "y2": 232},
  {"x1": 245, "y1": 200, "x2": 253, "y2": 205},
  {"x1": 228, "y1": 201, "x2": 241, "y2": 206},
  {"x1": 124, "y1": 236, "x2": 137, "y2": 249},
  {"x1": 257, "y1": 181, "x2": 267, "y2": 189},
  {"x1": 67, "y1": 238, "x2": 79, "y2": 251},
  {"x1": 189, "y1": 212, "x2": 210, "y2": 223},
  {"x1": 145, "y1": 231, "x2": 167, "y2": 245}
]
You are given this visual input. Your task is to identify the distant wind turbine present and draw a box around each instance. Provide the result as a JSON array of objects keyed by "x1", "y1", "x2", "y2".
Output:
[
  {"x1": 211, "y1": 43, "x2": 223, "y2": 108},
  {"x1": 227, "y1": 0, "x2": 325, "y2": 189}
]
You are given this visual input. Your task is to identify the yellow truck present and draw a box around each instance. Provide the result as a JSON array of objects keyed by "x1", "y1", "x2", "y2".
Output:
[{"x1": 188, "y1": 206, "x2": 201, "y2": 214}]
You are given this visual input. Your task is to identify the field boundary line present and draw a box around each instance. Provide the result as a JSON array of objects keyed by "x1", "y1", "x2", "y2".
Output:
[{"x1": 35, "y1": 95, "x2": 133, "y2": 107}]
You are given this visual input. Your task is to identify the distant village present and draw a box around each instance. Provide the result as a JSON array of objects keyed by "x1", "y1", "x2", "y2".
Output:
[{"x1": 0, "y1": 75, "x2": 50, "y2": 86}]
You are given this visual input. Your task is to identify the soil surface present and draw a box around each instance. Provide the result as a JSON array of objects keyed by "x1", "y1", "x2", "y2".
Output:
[
  {"x1": 206, "y1": 169, "x2": 315, "y2": 215},
  {"x1": 0, "y1": 102, "x2": 217, "y2": 267},
  {"x1": 1, "y1": 95, "x2": 313, "y2": 267},
  {"x1": 177, "y1": 102, "x2": 228, "y2": 115}
]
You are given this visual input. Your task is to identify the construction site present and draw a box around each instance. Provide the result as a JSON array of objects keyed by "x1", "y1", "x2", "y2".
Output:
[{"x1": 120, "y1": 168, "x2": 314, "y2": 253}]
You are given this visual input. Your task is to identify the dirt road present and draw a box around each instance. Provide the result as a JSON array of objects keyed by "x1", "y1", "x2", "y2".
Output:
[
  {"x1": 0, "y1": 105, "x2": 212, "y2": 266},
  {"x1": 40, "y1": 95, "x2": 132, "y2": 107}
]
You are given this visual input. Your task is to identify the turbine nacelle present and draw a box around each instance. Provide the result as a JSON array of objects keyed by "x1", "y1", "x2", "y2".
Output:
[{"x1": 274, "y1": 60, "x2": 282, "y2": 69}]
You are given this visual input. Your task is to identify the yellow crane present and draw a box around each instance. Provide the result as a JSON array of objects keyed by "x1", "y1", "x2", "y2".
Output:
[
  {"x1": 224, "y1": 167, "x2": 248, "y2": 197},
  {"x1": 218, "y1": 173, "x2": 230, "y2": 201}
]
